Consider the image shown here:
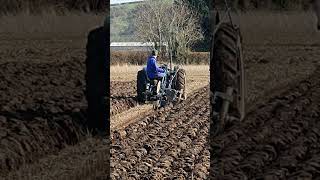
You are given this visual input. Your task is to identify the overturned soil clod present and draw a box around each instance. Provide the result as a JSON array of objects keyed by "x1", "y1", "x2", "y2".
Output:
[{"x1": 0, "y1": 58, "x2": 88, "y2": 176}]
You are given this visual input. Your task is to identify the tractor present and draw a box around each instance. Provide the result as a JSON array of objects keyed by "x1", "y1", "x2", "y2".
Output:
[
  {"x1": 136, "y1": 63, "x2": 186, "y2": 109},
  {"x1": 210, "y1": 0, "x2": 246, "y2": 135}
]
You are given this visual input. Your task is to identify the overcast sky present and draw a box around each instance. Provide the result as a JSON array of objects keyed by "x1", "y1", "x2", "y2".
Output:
[{"x1": 110, "y1": 0, "x2": 145, "y2": 5}]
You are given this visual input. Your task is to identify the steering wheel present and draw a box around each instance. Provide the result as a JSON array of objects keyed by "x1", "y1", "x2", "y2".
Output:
[{"x1": 160, "y1": 64, "x2": 167, "y2": 69}]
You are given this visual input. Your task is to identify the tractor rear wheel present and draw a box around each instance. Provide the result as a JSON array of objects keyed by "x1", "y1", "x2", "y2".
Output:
[
  {"x1": 174, "y1": 68, "x2": 186, "y2": 101},
  {"x1": 137, "y1": 70, "x2": 147, "y2": 103},
  {"x1": 85, "y1": 26, "x2": 108, "y2": 134},
  {"x1": 211, "y1": 23, "x2": 245, "y2": 135}
]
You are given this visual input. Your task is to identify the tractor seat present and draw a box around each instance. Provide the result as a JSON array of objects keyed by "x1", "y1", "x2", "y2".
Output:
[{"x1": 148, "y1": 76, "x2": 162, "y2": 85}]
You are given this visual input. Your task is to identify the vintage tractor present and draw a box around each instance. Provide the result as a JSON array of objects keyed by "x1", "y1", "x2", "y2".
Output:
[
  {"x1": 136, "y1": 64, "x2": 186, "y2": 109},
  {"x1": 210, "y1": 0, "x2": 246, "y2": 135}
]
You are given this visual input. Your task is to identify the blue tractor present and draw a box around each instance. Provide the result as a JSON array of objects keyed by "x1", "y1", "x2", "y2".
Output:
[{"x1": 136, "y1": 64, "x2": 186, "y2": 109}]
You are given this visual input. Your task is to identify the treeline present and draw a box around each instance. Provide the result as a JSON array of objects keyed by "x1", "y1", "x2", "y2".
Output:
[
  {"x1": 111, "y1": 51, "x2": 209, "y2": 65},
  {"x1": 0, "y1": 0, "x2": 108, "y2": 14},
  {"x1": 217, "y1": 0, "x2": 312, "y2": 10}
]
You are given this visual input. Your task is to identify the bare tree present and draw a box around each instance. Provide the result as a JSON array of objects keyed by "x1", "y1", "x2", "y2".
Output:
[
  {"x1": 134, "y1": 0, "x2": 171, "y2": 52},
  {"x1": 166, "y1": 1, "x2": 203, "y2": 63},
  {"x1": 134, "y1": 0, "x2": 202, "y2": 63}
]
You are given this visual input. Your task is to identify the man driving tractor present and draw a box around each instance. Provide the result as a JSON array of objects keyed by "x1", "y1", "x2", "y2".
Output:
[
  {"x1": 146, "y1": 49, "x2": 165, "y2": 80},
  {"x1": 137, "y1": 47, "x2": 186, "y2": 107}
]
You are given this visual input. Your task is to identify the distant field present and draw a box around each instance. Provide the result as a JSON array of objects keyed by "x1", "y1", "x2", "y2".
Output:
[
  {"x1": 237, "y1": 11, "x2": 319, "y2": 44},
  {"x1": 0, "y1": 12, "x2": 105, "y2": 36},
  {"x1": 0, "y1": 0, "x2": 106, "y2": 14},
  {"x1": 111, "y1": 64, "x2": 209, "y2": 82}
]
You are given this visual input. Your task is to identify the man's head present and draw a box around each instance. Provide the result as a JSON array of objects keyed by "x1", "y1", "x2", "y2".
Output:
[
  {"x1": 151, "y1": 49, "x2": 158, "y2": 57},
  {"x1": 312, "y1": 0, "x2": 320, "y2": 30}
]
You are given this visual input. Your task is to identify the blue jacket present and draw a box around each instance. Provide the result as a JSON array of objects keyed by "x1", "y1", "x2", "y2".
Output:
[{"x1": 146, "y1": 56, "x2": 165, "y2": 79}]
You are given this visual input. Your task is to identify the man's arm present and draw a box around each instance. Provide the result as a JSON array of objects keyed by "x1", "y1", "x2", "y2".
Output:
[{"x1": 154, "y1": 59, "x2": 165, "y2": 73}]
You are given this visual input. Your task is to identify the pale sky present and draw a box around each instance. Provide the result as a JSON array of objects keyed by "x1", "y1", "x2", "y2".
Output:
[{"x1": 110, "y1": 0, "x2": 145, "y2": 5}]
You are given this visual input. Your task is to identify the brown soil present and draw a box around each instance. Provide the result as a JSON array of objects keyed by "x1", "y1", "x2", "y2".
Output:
[
  {"x1": 107, "y1": 43, "x2": 319, "y2": 179},
  {"x1": 110, "y1": 81, "x2": 136, "y2": 116},
  {"x1": 110, "y1": 87, "x2": 210, "y2": 179},
  {"x1": 0, "y1": 37, "x2": 88, "y2": 177},
  {"x1": 0, "y1": 34, "x2": 209, "y2": 179},
  {"x1": 211, "y1": 66, "x2": 320, "y2": 179},
  {"x1": 0, "y1": 32, "x2": 319, "y2": 179}
]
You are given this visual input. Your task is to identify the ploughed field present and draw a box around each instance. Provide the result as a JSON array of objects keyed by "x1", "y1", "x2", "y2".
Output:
[
  {"x1": 211, "y1": 66, "x2": 320, "y2": 179},
  {"x1": 0, "y1": 32, "x2": 320, "y2": 179},
  {"x1": 111, "y1": 86, "x2": 210, "y2": 179},
  {"x1": 110, "y1": 43, "x2": 320, "y2": 179},
  {"x1": 209, "y1": 44, "x2": 320, "y2": 179},
  {"x1": 110, "y1": 81, "x2": 136, "y2": 116},
  {"x1": 109, "y1": 63, "x2": 210, "y2": 179},
  {"x1": 0, "y1": 36, "x2": 90, "y2": 178}
]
